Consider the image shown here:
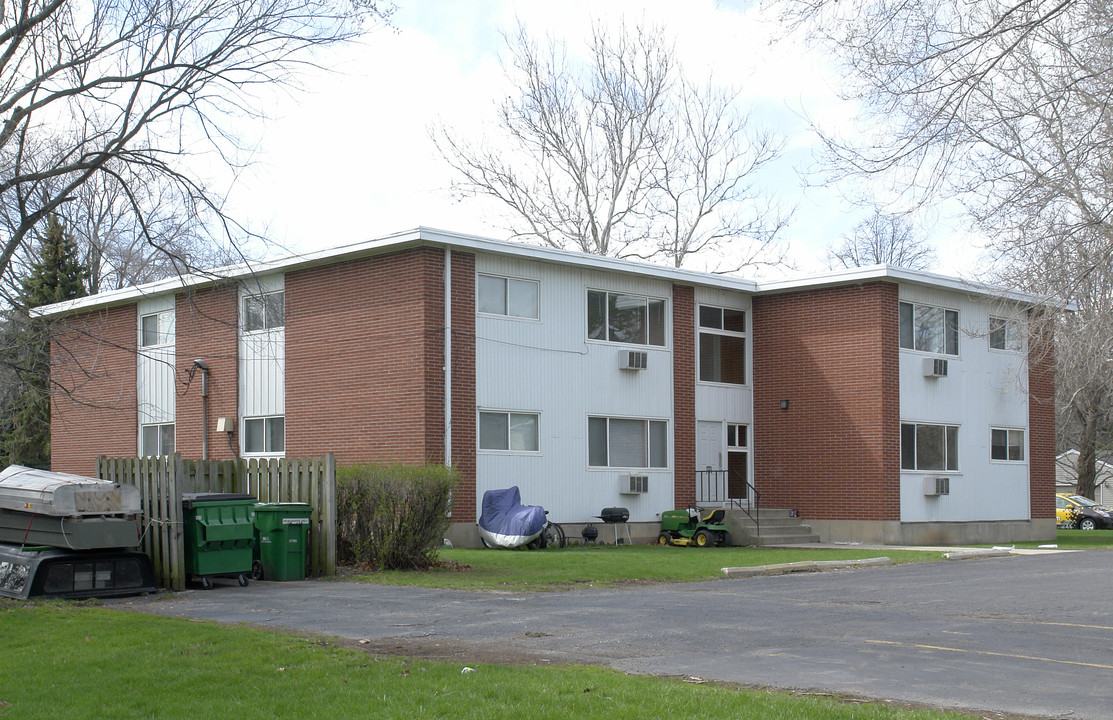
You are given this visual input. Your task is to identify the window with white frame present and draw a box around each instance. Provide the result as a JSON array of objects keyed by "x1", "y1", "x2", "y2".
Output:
[
  {"x1": 242, "y1": 291, "x2": 285, "y2": 333},
  {"x1": 140, "y1": 423, "x2": 175, "y2": 456},
  {"x1": 588, "y1": 417, "x2": 668, "y2": 468},
  {"x1": 587, "y1": 290, "x2": 666, "y2": 346},
  {"x1": 991, "y1": 428, "x2": 1025, "y2": 461},
  {"x1": 899, "y1": 302, "x2": 958, "y2": 355},
  {"x1": 989, "y1": 316, "x2": 1023, "y2": 351},
  {"x1": 477, "y1": 274, "x2": 539, "y2": 319},
  {"x1": 698, "y1": 305, "x2": 746, "y2": 385},
  {"x1": 900, "y1": 422, "x2": 959, "y2": 471},
  {"x1": 479, "y1": 411, "x2": 539, "y2": 452},
  {"x1": 726, "y1": 423, "x2": 749, "y2": 489},
  {"x1": 139, "y1": 310, "x2": 174, "y2": 348},
  {"x1": 243, "y1": 415, "x2": 284, "y2": 455}
]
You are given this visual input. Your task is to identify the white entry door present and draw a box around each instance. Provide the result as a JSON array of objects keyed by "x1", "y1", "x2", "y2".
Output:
[{"x1": 696, "y1": 421, "x2": 722, "y2": 471}]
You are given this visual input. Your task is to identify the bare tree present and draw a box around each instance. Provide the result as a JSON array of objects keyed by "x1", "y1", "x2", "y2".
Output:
[
  {"x1": 988, "y1": 233, "x2": 1113, "y2": 500},
  {"x1": 62, "y1": 170, "x2": 240, "y2": 294},
  {"x1": 826, "y1": 209, "x2": 936, "y2": 270},
  {"x1": 0, "y1": 0, "x2": 392, "y2": 288},
  {"x1": 435, "y1": 21, "x2": 789, "y2": 270},
  {"x1": 783, "y1": 0, "x2": 1113, "y2": 497}
]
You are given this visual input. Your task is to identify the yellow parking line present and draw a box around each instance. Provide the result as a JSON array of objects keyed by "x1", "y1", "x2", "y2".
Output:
[
  {"x1": 1014, "y1": 619, "x2": 1113, "y2": 632},
  {"x1": 865, "y1": 640, "x2": 1113, "y2": 670}
]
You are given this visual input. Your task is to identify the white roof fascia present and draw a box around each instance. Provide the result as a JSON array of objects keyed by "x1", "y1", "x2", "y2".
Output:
[
  {"x1": 754, "y1": 264, "x2": 1075, "y2": 311},
  {"x1": 33, "y1": 226, "x2": 760, "y2": 318},
  {"x1": 32, "y1": 227, "x2": 1067, "y2": 318}
]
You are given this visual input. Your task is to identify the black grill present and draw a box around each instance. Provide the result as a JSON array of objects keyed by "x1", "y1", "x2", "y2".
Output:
[{"x1": 597, "y1": 507, "x2": 630, "y2": 524}]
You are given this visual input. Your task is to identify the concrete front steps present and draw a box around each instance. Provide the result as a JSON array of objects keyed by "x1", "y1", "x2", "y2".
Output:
[{"x1": 721, "y1": 508, "x2": 820, "y2": 546}]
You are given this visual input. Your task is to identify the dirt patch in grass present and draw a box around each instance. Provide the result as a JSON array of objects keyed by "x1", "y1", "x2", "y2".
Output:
[{"x1": 333, "y1": 634, "x2": 561, "y2": 666}]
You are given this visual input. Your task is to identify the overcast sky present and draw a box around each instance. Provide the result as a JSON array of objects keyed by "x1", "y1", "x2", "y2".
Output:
[{"x1": 223, "y1": 0, "x2": 985, "y2": 279}]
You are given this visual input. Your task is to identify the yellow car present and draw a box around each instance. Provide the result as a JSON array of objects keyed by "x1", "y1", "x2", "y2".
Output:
[{"x1": 1056, "y1": 493, "x2": 1113, "y2": 530}]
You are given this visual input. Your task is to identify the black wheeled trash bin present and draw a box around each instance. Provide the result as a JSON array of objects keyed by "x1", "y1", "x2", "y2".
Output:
[
  {"x1": 252, "y1": 503, "x2": 313, "y2": 581},
  {"x1": 181, "y1": 493, "x2": 257, "y2": 589}
]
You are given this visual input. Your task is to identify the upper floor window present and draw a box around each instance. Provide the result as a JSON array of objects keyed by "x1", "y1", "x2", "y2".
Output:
[
  {"x1": 991, "y1": 428, "x2": 1025, "y2": 461},
  {"x1": 243, "y1": 291, "x2": 284, "y2": 333},
  {"x1": 587, "y1": 290, "x2": 666, "y2": 347},
  {"x1": 477, "y1": 274, "x2": 539, "y2": 319},
  {"x1": 989, "y1": 317, "x2": 1023, "y2": 351},
  {"x1": 698, "y1": 305, "x2": 746, "y2": 385},
  {"x1": 901, "y1": 422, "x2": 959, "y2": 471},
  {"x1": 899, "y1": 301, "x2": 958, "y2": 355},
  {"x1": 139, "y1": 310, "x2": 174, "y2": 347}
]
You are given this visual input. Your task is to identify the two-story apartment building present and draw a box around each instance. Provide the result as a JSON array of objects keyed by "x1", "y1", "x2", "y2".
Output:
[{"x1": 37, "y1": 228, "x2": 1056, "y2": 545}]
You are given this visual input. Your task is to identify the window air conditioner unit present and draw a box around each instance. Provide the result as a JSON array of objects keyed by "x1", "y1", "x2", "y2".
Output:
[
  {"x1": 619, "y1": 350, "x2": 648, "y2": 371},
  {"x1": 924, "y1": 477, "x2": 950, "y2": 496},
  {"x1": 922, "y1": 358, "x2": 948, "y2": 378},
  {"x1": 619, "y1": 474, "x2": 649, "y2": 495}
]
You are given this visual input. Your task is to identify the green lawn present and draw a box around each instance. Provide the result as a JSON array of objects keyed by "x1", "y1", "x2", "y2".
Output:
[
  {"x1": 0, "y1": 603, "x2": 991, "y2": 720},
  {"x1": 1008, "y1": 528, "x2": 1113, "y2": 549},
  {"x1": 348, "y1": 544, "x2": 946, "y2": 591}
]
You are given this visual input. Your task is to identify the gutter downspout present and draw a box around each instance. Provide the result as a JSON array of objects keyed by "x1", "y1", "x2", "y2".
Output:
[
  {"x1": 444, "y1": 248, "x2": 452, "y2": 467},
  {"x1": 193, "y1": 359, "x2": 210, "y2": 460}
]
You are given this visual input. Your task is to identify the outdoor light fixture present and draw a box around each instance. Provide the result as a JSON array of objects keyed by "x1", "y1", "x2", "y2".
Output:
[{"x1": 780, "y1": 399, "x2": 790, "y2": 410}]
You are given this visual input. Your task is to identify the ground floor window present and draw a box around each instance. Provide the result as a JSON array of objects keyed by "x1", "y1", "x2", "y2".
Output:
[
  {"x1": 140, "y1": 423, "x2": 174, "y2": 456},
  {"x1": 244, "y1": 415, "x2": 284, "y2": 455},
  {"x1": 900, "y1": 422, "x2": 959, "y2": 471},
  {"x1": 588, "y1": 417, "x2": 668, "y2": 468},
  {"x1": 479, "y1": 411, "x2": 539, "y2": 452},
  {"x1": 991, "y1": 428, "x2": 1025, "y2": 461}
]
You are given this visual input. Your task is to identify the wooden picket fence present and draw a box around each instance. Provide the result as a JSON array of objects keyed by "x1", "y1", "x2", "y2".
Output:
[{"x1": 96, "y1": 453, "x2": 337, "y2": 591}]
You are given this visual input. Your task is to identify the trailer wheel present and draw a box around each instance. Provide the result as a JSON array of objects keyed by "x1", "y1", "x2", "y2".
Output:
[
  {"x1": 657, "y1": 532, "x2": 672, "y2": 546},
  {"x1": 694, "y1": 529, "x2": 713, "y2": 547}
]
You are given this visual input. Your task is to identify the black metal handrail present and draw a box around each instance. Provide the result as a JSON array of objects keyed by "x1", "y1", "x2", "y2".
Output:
[{"x1": 695, "y1": 469, "x2": 760, "y2": 538}]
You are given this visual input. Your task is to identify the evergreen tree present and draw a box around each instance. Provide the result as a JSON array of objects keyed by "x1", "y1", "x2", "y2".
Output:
[{"x1": 1, "y1": 215, "x2": 89, "y2": 469}]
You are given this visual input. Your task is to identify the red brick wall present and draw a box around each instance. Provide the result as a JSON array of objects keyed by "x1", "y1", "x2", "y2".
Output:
[
  {"x1": 1027, "y1": 310, "x2": 1056, "y2": 520},
  {"x1": 175, "y1": 287, "x2": 239, "y2": 460},
  {"x1": 672, "y1": 285, "x2": 696, "y2": 507},
  {"x1": 752, "y1": 282, "x2": 900, "y2": 521},
  {"x1": 449, "y1": 251, "x2": 477, "y2": 521},
  {"x1": 284, "y1": 247, "x2": 447, "y2": 466},
  {"x1": 49, "y1": 306, "x2": 138, "y2": 474}
]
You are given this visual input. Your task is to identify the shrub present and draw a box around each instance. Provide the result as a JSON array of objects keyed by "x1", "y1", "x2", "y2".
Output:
[{"x1": 336, "y1": 463, "x2": 456, "y2": 570}]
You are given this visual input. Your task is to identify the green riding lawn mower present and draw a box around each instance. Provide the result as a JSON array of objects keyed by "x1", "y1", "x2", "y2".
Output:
[{"x1": 658, "y1": 506, "x2": 732, "y2": 547}]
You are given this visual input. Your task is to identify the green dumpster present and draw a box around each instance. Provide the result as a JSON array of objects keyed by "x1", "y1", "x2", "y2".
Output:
[
  {"x1": 181, "y1": 493, "x2": 257, "y2": 589},
  {"x1": 252, "y1": 503, "x2": 313, "y2": 581}
]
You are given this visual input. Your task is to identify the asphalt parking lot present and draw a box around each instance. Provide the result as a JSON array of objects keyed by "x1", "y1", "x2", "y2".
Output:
[{"x1": 113, "y1": 549, "x2": 1113, "y2": 719}]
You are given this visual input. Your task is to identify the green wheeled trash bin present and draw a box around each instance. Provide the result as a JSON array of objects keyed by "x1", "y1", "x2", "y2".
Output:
[
  {"x1": 252, "y1": 503, "x2": 313, "y2": 581},
  {"x1": 181, "y1": 493, "x2": 257, "y2": 589}
]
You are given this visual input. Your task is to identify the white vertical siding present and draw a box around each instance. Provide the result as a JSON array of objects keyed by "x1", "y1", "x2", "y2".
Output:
[
  {"x1": 238, "y1": 274, "x2": 285, "y2": 419},
  {"x1": 474, "y1": 254, "x2": 675, "y2": 523},
  {"x1": 136, "y1": 296, "x2": 176, "y2": 428},
  {"x1": 899, "y1": 285, "x2": 1030, "y2": 522},
  {"x1": 693, "y1": 287, "x2": 753, "y2": 425}
]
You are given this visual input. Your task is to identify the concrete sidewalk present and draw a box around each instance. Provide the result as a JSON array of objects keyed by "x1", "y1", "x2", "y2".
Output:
[{"x1": 769, "y1": 540, "x2": 1077, "y2": 555}]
